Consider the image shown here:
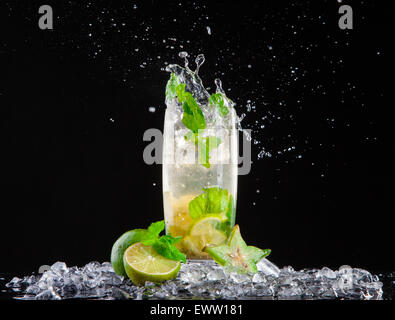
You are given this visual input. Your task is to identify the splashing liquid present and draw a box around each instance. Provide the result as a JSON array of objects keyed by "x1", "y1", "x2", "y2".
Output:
[{"x1": 165, "y1": 52, "x2": 250, "y2": 140}]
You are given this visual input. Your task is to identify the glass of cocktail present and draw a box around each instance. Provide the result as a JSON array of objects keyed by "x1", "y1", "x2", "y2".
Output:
[{"x1": 162, "y1": 54, "x2": 238, "y2": 259}]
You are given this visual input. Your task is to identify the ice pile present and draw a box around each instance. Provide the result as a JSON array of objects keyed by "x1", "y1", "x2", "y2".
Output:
[{"x1": 5, "y1": 259, "x2": 383, "y2": 300}]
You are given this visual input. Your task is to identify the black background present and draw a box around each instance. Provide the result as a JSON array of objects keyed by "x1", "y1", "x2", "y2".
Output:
[{"x1": 0, "y1": 0, "x2": 392, "y2": 275}]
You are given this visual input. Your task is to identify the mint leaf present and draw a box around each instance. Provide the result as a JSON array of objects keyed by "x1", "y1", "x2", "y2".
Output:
[
  {"x1": 184, "y1": 133, "x2": 222, "y2": 168},
  {"x1": 173, "y1": 82, "x2": 206, "y2": 133},
  {"x1": 165, "y1": 73, "x2": 180, "y2": 100},
  {"x1": 189, "y1": 193, "x2": 209, "y2": 220},
  {"x1": 152, "y1": 235, "x2": 186, "y2": 263},
  {"x1": 189, "y1": 187, "x2": 230, "y2": 220},
  {"x1": 204, "y1": 187, "x2": 229, "y2": 213},
  {"x1": 181, "y1": 93, "x2": 206, "y2": 133},
  {"x1": 197, "y1": 135, "x2": 222, "y2": 168},
  {"x1": 184, "y1": 131, "x2": 198, "y2": 143},
  {"x1": 175, "y1": 83, "x2": 186, "y2": 102},
  {"x1": 140, "y1": 220, "x2": 165, "y2": 246},
  {"x1": 209, "y1": 93, "x2": 229, "y2": 116},
  {"x1": 147, "y1": 220, "x2": 164, "y2": 236},
  {"x1": 138, "y1": 221, "x2": 186, "y2": 263}
]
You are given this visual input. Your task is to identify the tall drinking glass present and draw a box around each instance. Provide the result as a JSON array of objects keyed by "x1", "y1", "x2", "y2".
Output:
[{"x1": 162, "y1": 106, "x2": 238, "y2": 259}]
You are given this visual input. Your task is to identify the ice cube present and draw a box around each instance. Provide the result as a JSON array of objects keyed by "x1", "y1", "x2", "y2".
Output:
[
  {"x1": 277, "y1": 286, "x2": 303, "y2": 298},
  {"x1": 100, "y1": 261, "x2": 114, "y2": 273},
  {"x1": 317, "y1": 267, "x2": 337, "y2": 279},
  {"x1": 179, "y1": 268, "x2": 205, "y2": 283},
  {"x1": 229, "y1": 272, "x2": 251, "y2": 284},
  {"x1": 338, "y1": 265, "x2": 354, "y2": 291},
  {"x1": 206, "y1": 268, "x2": 226, "y2": 281},
  {"x1": 61, "y1": 283, "x2": 79, "y2": 298},
  {"x1": 34, "y1": 286, "x2": 61, "y2": 300},
  {"x1": 110, "y1": 287, "x2": 131, "y2": 300},
  {"x1": 6, "y1": 277, "x2": 22, "y2": 288},
  {"x1": 25, "y1": 284, "x2": 41, "y2": 295},
  {"x1": 256, "y1": 258, "x2": 280, "y2": 277},
  {"x1": 51, "y1": 261, "x2": 68, "y2": 276},
  {"x1": 352, "y1": 268, "x2": 373, "y2": 284},
  {"x1": 252, "y1": 272, "x2": 266, "y2": 283}
]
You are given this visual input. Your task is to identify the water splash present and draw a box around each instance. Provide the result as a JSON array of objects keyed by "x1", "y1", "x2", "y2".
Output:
[
  {"x1": 165, "y1": 52, "x2": 254, "y2": 141},
  {"x1": 165, "y1": 52, "x2": 210, "y2": 107}
]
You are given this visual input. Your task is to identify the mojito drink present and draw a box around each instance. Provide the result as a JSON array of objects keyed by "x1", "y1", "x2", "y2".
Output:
[{"x1": 163, "y1": 53, "x2": 238, "y2": 259}]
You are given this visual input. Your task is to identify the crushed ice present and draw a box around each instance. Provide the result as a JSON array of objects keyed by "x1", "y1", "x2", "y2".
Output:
[{"x1": 5, "y1": 259, "x2": 383, "y2": 300}]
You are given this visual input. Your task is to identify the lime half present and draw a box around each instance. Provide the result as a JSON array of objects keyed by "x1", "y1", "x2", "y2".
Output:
[
  {"x1": 111, "y1": 229, "x2": 148, "y2": 277},
  {"x1": 123, "y1": 242, "x2": 181, "y2": 286},
  {"x1": 181, "y1": 215, "x2": 227, "y2": 258}
]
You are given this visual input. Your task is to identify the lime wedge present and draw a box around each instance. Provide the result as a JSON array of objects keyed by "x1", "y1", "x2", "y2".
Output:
[
  {"x1": 123, "y1": 242, "x2": 181, "y2": 286},
  {"x1": 181, "y1": 215, "x2": 227, "y2": 258}
]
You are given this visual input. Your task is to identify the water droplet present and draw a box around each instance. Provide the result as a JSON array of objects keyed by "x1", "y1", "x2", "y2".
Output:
[
  {"x1": 178, "y1": 51, "x2": 189, "y2": 68},
  {"x1": 195, "y1": 54, "x2": 205, "y2": 75},
  {"x1": 214, "y1": 78, "x2": 224, "y2": 94},
  {"x1": 243, "y1": 129, "x2": 252, "y2": 141}
]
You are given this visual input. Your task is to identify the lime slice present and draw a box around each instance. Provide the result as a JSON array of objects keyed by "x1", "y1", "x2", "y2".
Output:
[
  {"x1": 123, "y1": 242, "x2": 181, "y2": 286},
  {"x1": 181, "y1": 215, "x2": 227, "y2": 258},
  {"x1": 111, "y1": 229, "x2": 147, "y2": 277}
]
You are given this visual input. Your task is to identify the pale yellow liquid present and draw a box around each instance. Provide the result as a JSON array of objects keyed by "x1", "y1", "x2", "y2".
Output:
[
  {"x1": 163, "y1": 192, "x2": 213, "y2": 259},
  {"x1": 162, "y1": 108, "x2": 238, "y2": 259}
]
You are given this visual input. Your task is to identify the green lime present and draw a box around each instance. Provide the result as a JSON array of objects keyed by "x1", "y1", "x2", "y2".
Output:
[
  {"x1": 181, "y1": 215, "x2": 227, "y2": 258},
  {"x1": 123, "y1": 242, "x2": 181, "y2": 286},
  {"x1": 111, "y1": 229, "x2": 147, "y2": 276}
]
